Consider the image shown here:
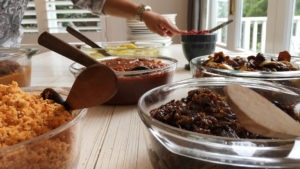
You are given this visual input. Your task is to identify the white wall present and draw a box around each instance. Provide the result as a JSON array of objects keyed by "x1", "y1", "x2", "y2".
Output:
[{"x1": 103, "y1": 0, "x2": 188, "y2": 44}]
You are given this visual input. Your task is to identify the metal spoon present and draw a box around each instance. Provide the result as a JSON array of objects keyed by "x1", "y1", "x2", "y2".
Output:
[
  {"x1": 224, "y1": 84, "x2": 300, "y2": 139},
  {"x1": 208, "y1": 19, "x2": 233, "y2": 33},
  {"x1": 66, "y1": 26, "x2": 111, "y2": 56}
]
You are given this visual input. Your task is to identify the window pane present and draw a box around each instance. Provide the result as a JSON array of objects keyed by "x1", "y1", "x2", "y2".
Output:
[
  {"x1": 242, "y1": 0, "x2": 268, "y2": 52},
  {"x1": 215, "y1": 0, "x2": 229, "y2": 45},
  {"x1": 22, "y1": 0, "x2": 102, "y2": 34},
  {"x1": 22, "y1": 0, "x2": 38, "y2": 34},
  {"x1": 46, "y1": 0, "x2": 101, "y2": 33},
  {"x1": 290, "y1": 0, "x2": 300, "y2": 56}
]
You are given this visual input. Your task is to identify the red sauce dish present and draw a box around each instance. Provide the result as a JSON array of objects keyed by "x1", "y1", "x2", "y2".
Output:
[
  {"x1": 184, "y1": 29, "x2": 211, "y2": 35},
  {"x1": 69, "y1": 56, "x2": 177, "y2": 105}
]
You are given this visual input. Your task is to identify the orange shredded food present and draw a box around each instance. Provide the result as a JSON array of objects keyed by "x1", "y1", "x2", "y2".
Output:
[{"x1": 0, "y1": 81, "x2": 73, "y2": 149}]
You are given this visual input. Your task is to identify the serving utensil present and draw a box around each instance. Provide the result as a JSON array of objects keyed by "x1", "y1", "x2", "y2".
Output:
[
  {"x1": 38, "y1": 31, "x2": 118, "y2": 109},
  {"x1": 66, "y1": 26, "x2": 111, "y2": 56},
  {"x1": 224, "y1": 84, "x2": 300, "y2": 138},
  {"x1": 42, "y1": 64, "x2": 117, "y2": 110},
  {"x1": 38, "y1": 32, "x2": 99, "y2": 67},
  {"x1": 208, "y1": 19, "x2": 233, "y2": 33}
]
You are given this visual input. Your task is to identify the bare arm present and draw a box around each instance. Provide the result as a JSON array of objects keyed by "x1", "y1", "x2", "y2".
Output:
[
  {"x1": 103, "y1": 0, "x2": 186, "y2": 36},
  {"x1": 72, "y1": 0, "x2": 186, "y2": 37}
]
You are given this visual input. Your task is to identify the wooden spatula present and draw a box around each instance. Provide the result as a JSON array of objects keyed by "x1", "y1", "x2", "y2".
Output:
[{"x1": 224, "y1": 84, "x2": 300, "y2": 138}]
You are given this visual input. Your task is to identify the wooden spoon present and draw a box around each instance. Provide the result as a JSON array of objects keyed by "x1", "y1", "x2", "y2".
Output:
[
  {"x1": 38, "y1": 31, "x2": 99, "y2": 67},
  {"x1": 38, "y1": 32, "x2": 118, "y2": 108},
  {"x1": 42, "y1": 64, "x2": 117, "y2": 110},
  {"x1": 66, "y1": 26, "x2": 111, "y2": 56},
  {"x1": 224, "y1": 84, "x2": 300, "y2": 139}
]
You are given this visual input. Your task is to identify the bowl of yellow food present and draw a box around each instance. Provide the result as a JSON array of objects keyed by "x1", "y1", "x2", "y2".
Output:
[
  {"x1": 79, "y1": 41, "x2": 165, "y2": 59},
  {"x1": 0, "y1": 82, "x2": 87, "y2": 169}
]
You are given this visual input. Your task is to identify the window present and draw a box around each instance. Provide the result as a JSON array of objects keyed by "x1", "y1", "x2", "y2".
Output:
[
  {"x1": 208, "y1": 0, "x2": 299, "y2": 55},
  {"x1": 21, "y1": 0, "x2": 104, "y2": 44},
  {"x1": 212, "y1": 0, "x2": 229, "y2": 45},
  {"x1": 290, "y1": 0, "x2": 300, "y2": 56}
]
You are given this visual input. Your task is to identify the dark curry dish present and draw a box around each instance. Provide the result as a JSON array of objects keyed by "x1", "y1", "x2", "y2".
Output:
[
  {"x1": 150, "y1": 88, "x2": 300, "y2": 139},
  {"x1": 202, "y1": 51, "x2": 298, "y2": 71}
]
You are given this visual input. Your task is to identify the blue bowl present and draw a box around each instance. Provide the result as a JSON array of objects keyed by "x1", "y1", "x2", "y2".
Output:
[{"x1": 181, "y1": 34, "x2": 217, "y2": 70}]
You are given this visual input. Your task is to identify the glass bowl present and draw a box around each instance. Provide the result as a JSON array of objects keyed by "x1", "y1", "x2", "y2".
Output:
[
  {"x1": 190, "y1": 52, "x2": 300, "y2": 88},
  {"x1": 79, "y1": 41, "x2": 165, "y2": 58},
  {"x1": 138, "y1": 77, "x2": 300, "y2": 169},
  {"x1": 0, "y1": 86, "x2": 87, "y2": 169},
  {"x1": 0, "y1": 48, "x2": 38, "y2": 87},
  {"x1": 69, "y1": 56, "x2": 177, "y2": 105}
]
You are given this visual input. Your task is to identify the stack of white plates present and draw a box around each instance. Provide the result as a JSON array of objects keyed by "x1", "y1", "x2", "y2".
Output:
[{"x1": 127, "y1": 14, "x2": 177, "y2": 46}]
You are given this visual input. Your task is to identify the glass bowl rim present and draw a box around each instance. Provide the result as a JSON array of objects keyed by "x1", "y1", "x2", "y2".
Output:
[
  {"x1": 69, "y1": 55, "x2": 178, "y2": 77},
  {"x1": 0, "y1": 47, "x2": 39, "y2": 60}
]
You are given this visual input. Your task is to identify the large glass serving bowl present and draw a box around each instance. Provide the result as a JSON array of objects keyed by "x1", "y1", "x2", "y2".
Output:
[
  {"x1": 138, "y1": 77, "x2": 300, "y2": 169},
  {"x1": 69, "y1": 56, "x2": 177, "y2": 105},
  {"x1": 190, "y1": 52, "x2": 300, "y2": 88},
  {"x1": 0, "y1": 86, "x2": 87, "y2": 169}
]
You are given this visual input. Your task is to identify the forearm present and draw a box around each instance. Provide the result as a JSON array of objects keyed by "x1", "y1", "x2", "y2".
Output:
[{"x1": 102, "y1": 0, "x2": 139, "y2": 20}]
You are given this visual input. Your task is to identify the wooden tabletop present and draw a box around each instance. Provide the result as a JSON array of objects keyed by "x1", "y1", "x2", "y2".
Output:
[{"x1": 31, "y1": 44, "x2": 193, "y2": 169}]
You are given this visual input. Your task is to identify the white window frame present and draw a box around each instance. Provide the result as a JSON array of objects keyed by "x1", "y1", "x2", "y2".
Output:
[
  {"x1": 208, "y1": 0, "x2": 296, "y2": 54},
  {"x1": 21, "y1": 0, "x2": 107, "y2": 45}
]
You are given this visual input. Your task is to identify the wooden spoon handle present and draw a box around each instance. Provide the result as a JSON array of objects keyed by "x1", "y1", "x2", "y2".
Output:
[
  {"x1": 38, "y1": 32, "x2": 98, "y2": 67},
  {"x1": 66, "y1": 26, "x2": 111, "y2": 56}
]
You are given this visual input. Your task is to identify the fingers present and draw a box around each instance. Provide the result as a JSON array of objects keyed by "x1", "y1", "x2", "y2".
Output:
[
  {"x1": 143, "y1": 11, "x2": 187, "y2": 37},
  {"x1": 157, "y1": 19, "x2": 187, "y2": 37}
]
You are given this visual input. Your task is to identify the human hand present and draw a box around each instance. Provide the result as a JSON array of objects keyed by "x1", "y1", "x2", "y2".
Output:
[{"x1": 142, "y1": 11, "x2": 187, "y2": 37}]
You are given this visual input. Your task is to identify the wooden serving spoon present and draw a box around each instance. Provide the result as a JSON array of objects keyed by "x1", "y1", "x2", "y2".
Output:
[
  {"x1": 38, "y1": 32, "x2": 99, "y2": 67},
  {"x1": 42, "y1": 64, "x2": 117, "y2": 110},
  {"x1": 38, "y1": 32, "x2": 118, "y2": 109},
  {"x1": 224, "y1": 84, "x2": 300, "y2": 139},
  {"x1": 66, "y1": 26, "x2": 111, "y2": 56}
]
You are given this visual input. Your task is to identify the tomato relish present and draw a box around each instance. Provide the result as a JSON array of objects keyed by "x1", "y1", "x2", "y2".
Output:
[{"x1": 101, "y1": 57, "x2": 167, "y2": 72}]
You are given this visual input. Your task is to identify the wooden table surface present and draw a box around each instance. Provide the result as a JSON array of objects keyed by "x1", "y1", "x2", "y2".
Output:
[{"x1": 31, "y1": 44, "x2": 221, "y2": 169}]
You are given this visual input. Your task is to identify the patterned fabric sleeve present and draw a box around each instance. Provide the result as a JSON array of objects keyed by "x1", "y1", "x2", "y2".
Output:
[{"x1": 71, "y1": 0, "x2": 107, "y2": 15}]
